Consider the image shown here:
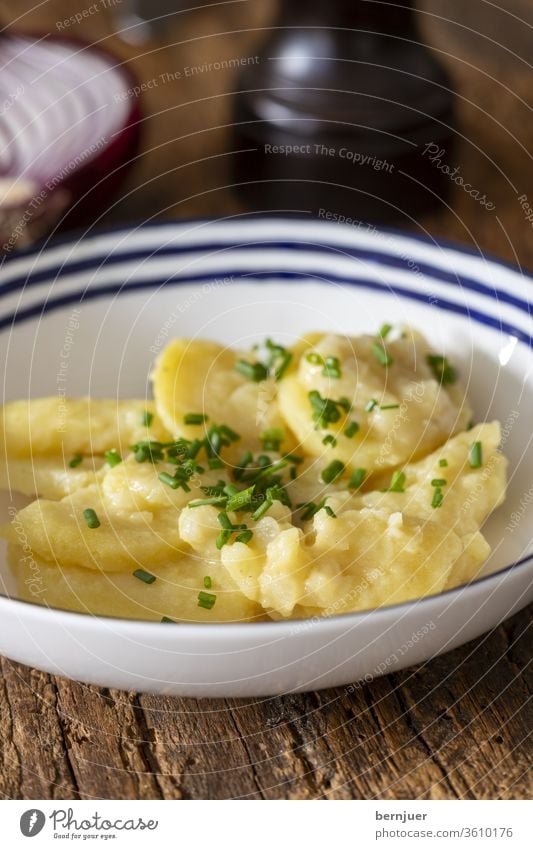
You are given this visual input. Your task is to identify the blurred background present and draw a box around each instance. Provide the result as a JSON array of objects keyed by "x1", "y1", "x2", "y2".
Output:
[{"x1": 0, "y1": 0, "x2": 532, "y2": 264}]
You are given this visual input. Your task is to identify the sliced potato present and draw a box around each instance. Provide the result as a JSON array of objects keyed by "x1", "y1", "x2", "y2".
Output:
[
  {"x1": 8, "y1": 543, "x2": 262, "y2": 623},
  {"x1": 0, "y1": 398, "x2": 170, "y2": 498},
  {"x1": 151, "y1": 338, "x2": 294, "y2": 456},
  {"x1": 278, "y1": 330, "x2": 471, "y2": 474},
  {"x1": 354, "y1": 422, "x2": 506, "y2": 538}
]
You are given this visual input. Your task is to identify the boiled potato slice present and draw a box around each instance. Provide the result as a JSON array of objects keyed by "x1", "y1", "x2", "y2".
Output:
[
  {"x1": 152, "y1": 338, "x2": 294, "y2": 456},
  {"x1": 2, "y1": 457, "x2": 214, "y2": 572},
  {"x1": 8, "y1": 543, "x2": 262, "y2": 623},
  {"x1": 355, "y1": 422, "x2": 506, "y2": 538},
  {"x1": 0, "y1": 398, "x2": 170, "y2": 498},
  {"x1": 1, "y1": 397, "x2": 169, "y2": 457},
  {"x1": 301, "y1": 508, "x2": 463, "y2": 613},
  {"x1": 0, "y1": 456, "x2": 106, "y2": 499},
  {"x1": 278, "y1": 330, "x2": 471, "y2": 474}
]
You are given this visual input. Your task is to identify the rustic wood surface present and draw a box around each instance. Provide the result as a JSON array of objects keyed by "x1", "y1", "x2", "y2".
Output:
[{"x1": 0, "y1": 0, "x2": 531, "y2": 799}]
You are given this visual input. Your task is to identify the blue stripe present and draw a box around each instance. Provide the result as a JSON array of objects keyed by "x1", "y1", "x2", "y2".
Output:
[
  {"x1": 1, "y1": 237, "x2": 532, "y2": 320},
  {"x1": 0, "y1": 271, "x2": 531, "y2": 348},
  {"x1": 3, "y1": 212, "x2": 533, "y2": 280}
]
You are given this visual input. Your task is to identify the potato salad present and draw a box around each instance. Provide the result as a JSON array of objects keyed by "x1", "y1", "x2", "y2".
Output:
[{"x1": 0, "y1": 326, "x2": 507, "y2": 622}]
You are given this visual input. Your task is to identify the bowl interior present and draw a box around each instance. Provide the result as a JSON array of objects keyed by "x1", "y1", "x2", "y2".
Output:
[{"x1": 1, "y1": 273, "x2": 532, "y2": 607}]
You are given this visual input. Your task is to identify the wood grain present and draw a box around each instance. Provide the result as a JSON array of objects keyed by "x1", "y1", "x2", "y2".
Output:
[{"x1": 0, "y1": 0, "x2": 531, "y2": 800}]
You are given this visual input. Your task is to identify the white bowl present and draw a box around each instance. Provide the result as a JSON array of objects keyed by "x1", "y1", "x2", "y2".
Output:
[{"x1": 0, "y1": 217, "x2": 532, "y2": 696}]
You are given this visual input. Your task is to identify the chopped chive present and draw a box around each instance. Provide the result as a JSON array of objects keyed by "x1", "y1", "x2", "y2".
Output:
[
  {"x1": 198, "y1": 591, "x2": 217, "y2": 610},
  {"x1": 299, "y1": 498, "x2": 336, "y2": 521},
  {"x1": 259, "y1": 428, "x2": 285, "y2": 451},
  {"x1": 308, "y1": 391, "x2": 350, "y2": 428},
  {"x1": 306, "y1": 352, "x2": 324, "y2": 365},
  {"x1": 379, "y1": 323, "x2": 393, "y2": 339},
  {"x1": 184, "y1": 413, "x2": 208, "y2": 425},
  {"x1": 439, "y1": 458, "x2": 448, "y2": 468},
  {"x1": 219, "y1": 424, "x2": 240, "y2": 442},
  {"x1": 365, "y1": 398, "x2": 378, "y2": 412},
  {"x1": 344, "y1": 421, "x2": 360, "y2": 438},
  {"x1": 426, "y1": 354, "x2": 457, "y2": 385},
  {"x1": 203, "y1": 576, "x2": 212, "y2": 589},
  {"x1": 322, "y1": 434, "x2": 337, "y2": 447},
  {"x1": 133, "y1": 568, "x2": 156, "y2": 584},
  {"x1": 349, "y1": 468, "x2": 366, "y2": 489},
  {"x1": 321, "y1": 459, "x2": 345, "y2": 484},
  {"x1": 431, "y1": 488, "x2": 444, "y2": 508},
  {"x1": 68, "y1": 453, "x2": 83, "y2": 468},
  {"x1": 431, "y1": 478, "x2": 447, "y2": 487},
  {"x1": 208, "y1": 457, "x2": 225, "y2": 470},
  {"x1": 284, "y1": 453, "x2": 304, "y2": 465},
  {"x1": 469, "y1": 441, "x2": 483, "y2": 469},
  {"x1": 234, "y1": 449, "x2": 254, "y2": 480},
  {"x1": 216, "y1": 529, "x2": 232, "y2": 549},
  {"x1": 388, "y1": 470, "x2": 406, "y2": 493},
  {"x1": 188, "y1": 496, "x2": 227, "y2": 508},
  {"x1": 380, "y1": 404, "x2": 400, "y2": 410},
  {"x1": 252, "y1": 498, "x2": 273, "y2": 521},
  {"x1": 371, "y1": 341, "x2": 393, "y2": 367},
  {"x1": 226, "y1": 485, "x2": 255, "y2": 512},
  {"x1": 323, "y1": 356, "x2": 341, "y2": 379},
  {"x1": 274, "y1": 350, "x2": 293, "y2": 380},
  {"x1": 218, "y1": 512, "x2": 234, "y2": 530},
  {"x1": 467, "y1": 420, "x2": 475, "y2": 431},
  {"x1": 141, "y1": 410, "x2": 154, "y2": 427},
  {"x1": 161, "y1": 616, "x2": 175, "y2": 623},
  {"x1": 104, "y1": 449, "x2": 122, "y2": 467},
  {"x1": 235, "y1": 529, "x2": 253, "y2": 544},
  {"x1": 83, "y1": 508, "x2": 100, "y2": 529},
  {"x1": 236, "y1": 359, "x2": 268, "y2": 382},
  {"x1": 158, "y1": 471, "x2": 181, "y2": 489}
]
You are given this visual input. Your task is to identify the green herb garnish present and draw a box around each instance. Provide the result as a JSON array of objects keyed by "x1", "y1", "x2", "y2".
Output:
[
  {"x1": 235, "y1": 359, "x2": 269, "y2": 382},
  {"x1": 323, "y1": 356, "x2": 341, "y2": 378},
  {"x1": 299, "y1": 499, "x2": 336, "y2": 521},
  {"x1": 83, "y1": 508, "x2": 100, "y2": 529},
  {"x1": 379, "y1": 323, "x2": 393, "y2": 339},
  {"x1": 365, "y1": 398, "x2": 378, "y2": 412},
  {"x1": 321, "y1": 460, "x2": 345, "y2": 484},
  {"x1": 380, "y1": 404, "x2": 400, "y2": 410},
  {"x1": 226, "y1": 485, "x2": 255, "y2": 512},
  {"x1": 431, "y1": 478, "x2": 447, "y2": 487},
  {"x1": 203, "y1": 576, "x2": 212, "y2": 589},
  {"x1": 68, "y1": 453, "x2": 83, "y2": 468},
  {"x1": 308, "y1": 391, "x2": 350, "y2": 429},
  {"x1": 133, "y1": 568, "x2": 156, "y2": 584},
  {"x1": 184, "y1": 413, "x2": 208, "y2": 425},
  {"x1": 141, "y1": 410, "x2": 154, "y2": 427},
  {"x1": 198, "y1": 591, "x2": 217, "y2": 610},
  {"x1": 371, "y1": 341, "x2": 392, "y2": 367},
  {"x1": 344, "y1": 421, "x2": 360, "y2": 438},
  {"x1": 161, "y1": 616, "x2": 175, "y2": 623},
  {"x1": 431, "y1": 488, "x2": 444, "y2": 508},
  {"x1": 469, "y1": 441, "x2": 483, "y2": 469},
  {"x1": 322, "y1": 434, "x2": 337, "y2": 447},
  {"x1": 104, "y1": 449, "x2": 122, "y2": 467},
  {"x1": 426, "y1": 354, "x2": 457, "y2": 385},
  {"x1": 439, "y1": 458, "x2": 448, "y2": 468},
  {"x1": 259, "y1": 428, "x2": 285, "y2": 452},
  {"x1": 387, "y1": 470, "x2": 406, "y2": 493},
  {"x1": 348, "y1": 468, "x2": 366, "y2": 489}
]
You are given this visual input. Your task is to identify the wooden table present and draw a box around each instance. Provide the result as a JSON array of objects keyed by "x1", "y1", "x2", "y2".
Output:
[{"x1": 0, "y1": 0, "x2": 531, "y2": 800}]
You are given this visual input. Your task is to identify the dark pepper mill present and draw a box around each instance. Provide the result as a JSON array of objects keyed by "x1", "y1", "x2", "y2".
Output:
[{"x1": 231, "y1": 0, "x2": 456, "y2": 224}]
